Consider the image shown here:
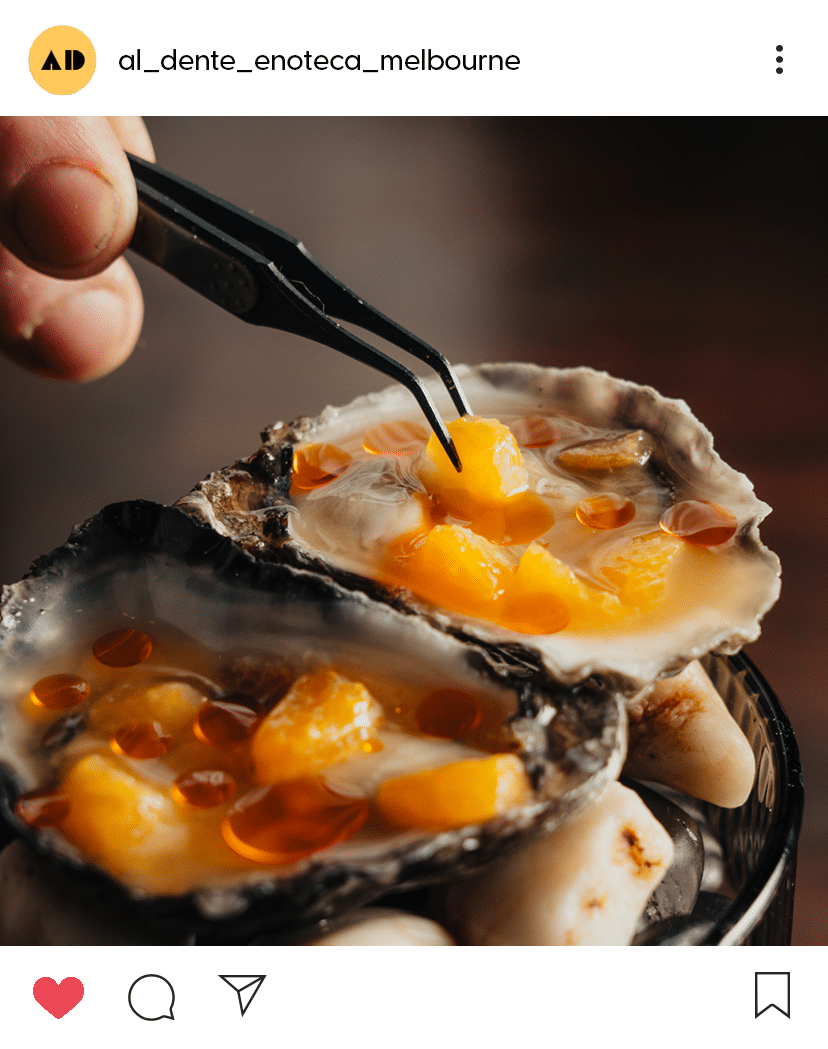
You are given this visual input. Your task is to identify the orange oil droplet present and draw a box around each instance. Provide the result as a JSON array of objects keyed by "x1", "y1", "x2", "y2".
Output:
[
  {"x1": 660, "y1": 500, "x2": 737, "y2": 547},
  {"x1": 29, "y1": 674, "x2": 90, "y2": 710},
  {"x1": 221, "y1": 778, "x2": 369, "y2": 864},
  {"x1": 361, "y1": 738, "x2": 384, "y2": 754},
  {"x1": 509, "y1": 416, "x2": 561, "y2": 448},
  {"x1": 291, "y1": 444, "x2": 352, "y2": 490},
  {"x1": 362, "y1": 420, "x2": 429, "y2": 457},
  {"x1": 14, "y1": 788, "x2": 71, "y2": 828},
  {"x1": 111, "y1": 720, "x2": 174, "y2": 759},
  {"x1": 171, "y1": 769, "x2": 236, "y2": 808},
  {"x1": 93, "y1": 629, "x2": 153, "y2": 667},
  {"x1": 575, "y1": 494, "x2": 636, "y2": 530},
  {"x1": 415, "y1": 689, "x2": 482, "y2": 739},
  {"x1": 193, "y1": 701, "x2": 259, "y2": 748}
]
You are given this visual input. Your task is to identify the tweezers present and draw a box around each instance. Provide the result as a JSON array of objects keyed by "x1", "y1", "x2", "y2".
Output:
[{"x1": 126, "y1": 153, "x2": 471, "y2": 470}]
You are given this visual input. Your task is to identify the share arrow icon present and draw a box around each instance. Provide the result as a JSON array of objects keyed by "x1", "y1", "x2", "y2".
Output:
[{"x1": 219, "y1": 975, "x2": 266, "y2": 1017}]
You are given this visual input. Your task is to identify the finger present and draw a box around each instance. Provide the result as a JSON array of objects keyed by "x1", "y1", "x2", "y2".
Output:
[
  {"x1": 0, "y1": 116, "x2": 154, "y2": 380},
  {"x1": 106, "y1": 116, "x2": 156, "y2": 162},
  {"x1": 0, "y1": 116, "x2": 140, "y2": 279},
  {"x1": 0, "y1": 245, "x2": 143, "y2": 381}
]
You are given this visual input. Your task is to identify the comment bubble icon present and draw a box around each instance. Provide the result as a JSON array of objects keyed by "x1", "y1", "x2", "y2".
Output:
[{"x1": 128, "y1": 974, "x2": 176, "y2": 1021}]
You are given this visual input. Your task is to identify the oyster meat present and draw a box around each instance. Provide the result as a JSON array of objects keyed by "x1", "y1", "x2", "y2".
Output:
[{"x1": 178, "y1": 364, "x2": 780, "y2": 695}]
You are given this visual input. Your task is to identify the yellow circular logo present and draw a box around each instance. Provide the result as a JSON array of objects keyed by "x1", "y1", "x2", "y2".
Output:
[{"x1": 30, "y1": 26, "x2": 96, "y2": 95}]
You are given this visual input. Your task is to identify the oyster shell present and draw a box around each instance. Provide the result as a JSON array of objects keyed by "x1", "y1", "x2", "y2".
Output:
[
  {"x1": 0, "y1": 500, "x2": 624, "y2": 938},
  {"x1": 435, "y1": 780, "x2": 676, "y2": 946},
  {"x1": 178, "y1": 363, "x2": 781, "y2": 694}
]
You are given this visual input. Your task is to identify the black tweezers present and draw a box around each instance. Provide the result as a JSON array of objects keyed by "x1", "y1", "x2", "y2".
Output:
[{"x1": 126, "y1": 153, "x2": 471, "y2": 470}]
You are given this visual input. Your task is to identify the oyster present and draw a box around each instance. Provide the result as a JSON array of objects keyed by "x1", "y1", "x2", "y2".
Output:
[
  {"x1": 0, "y1": 500, "x2": 624, "y2": 939},
  {"x1": 178, "y1": 364, "x2": 780, "y2": 695}
]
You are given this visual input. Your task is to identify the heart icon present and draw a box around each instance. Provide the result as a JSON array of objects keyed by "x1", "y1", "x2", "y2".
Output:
[{"x1": 33, "y1": 977, "x2": 85, "y2": 1018}]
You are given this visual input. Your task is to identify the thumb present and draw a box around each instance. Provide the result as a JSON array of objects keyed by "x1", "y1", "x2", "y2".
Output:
[{"x1": 0, "y1": 116, "x2": 141, "y2": 279}]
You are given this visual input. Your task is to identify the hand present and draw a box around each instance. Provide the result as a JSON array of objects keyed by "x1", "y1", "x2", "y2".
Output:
[{"x1": 0, "y1": 116, "x2": 154, "y2": 381}]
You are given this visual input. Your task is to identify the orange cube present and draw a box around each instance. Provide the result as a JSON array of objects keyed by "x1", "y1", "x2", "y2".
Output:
[
  {"x1": 418, "y1": 416, "x2": 529, "y2": 514},
  {"x1": 376, "y1": 753, "x2": 530, "y2": 829},
  {"x1": 88, "y1": 680, "x2": 207, "y2": 737},
  {"x1": 500, "y1": 543, "x2": 622, "y2": 632},
  {"x1": 600, "y1": 531, "x2": 683, "y2": 611},
  {"x1": 59, "y1": 752, "x2": 192, "y2": 892},
  {"x1": 404, "y1": 523, "x2": 514, "y2": 618},
  {"x1": 252, "y1": 669, "x2": 383, "y2": 783}
]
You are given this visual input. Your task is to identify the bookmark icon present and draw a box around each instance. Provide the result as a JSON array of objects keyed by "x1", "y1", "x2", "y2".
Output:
[
  {"x1": 219, "y1": 975, "x2": 266, "y2": 1017},
  {"x1": 755, "y1": 972, "x2": 790, "y2": 1018}
]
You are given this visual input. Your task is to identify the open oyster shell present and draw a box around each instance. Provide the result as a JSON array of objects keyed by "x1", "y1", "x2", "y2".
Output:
[
  {"x1": 0, "y1": 500, "x2": 624, "y2": 938},
  {"x1": 178, "y1": 363, "x2": 780, "y2": 694}
]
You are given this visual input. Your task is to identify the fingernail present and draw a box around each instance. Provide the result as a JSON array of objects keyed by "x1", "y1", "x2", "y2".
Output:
[
  {"x1": 10, "y1": 163, "x2": 120, "y2": 268},
  {"x1": 27, "y1": 287, "x2": 130, "y2": 380}
]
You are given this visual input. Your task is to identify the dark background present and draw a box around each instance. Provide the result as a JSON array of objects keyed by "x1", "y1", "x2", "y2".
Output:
[{"x1": 0, "y1": 117, "x2": 824, "y2": 944}]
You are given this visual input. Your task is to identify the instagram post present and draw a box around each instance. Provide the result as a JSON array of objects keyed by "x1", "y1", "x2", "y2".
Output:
[{"x1": 1, "y1": 3, "x2": 826, "y2": 1042}]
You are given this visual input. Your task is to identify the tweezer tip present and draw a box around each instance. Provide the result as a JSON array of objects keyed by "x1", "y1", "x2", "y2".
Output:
[{"x1": 444, "y1": 435, "x2": 462, "y2": 473}]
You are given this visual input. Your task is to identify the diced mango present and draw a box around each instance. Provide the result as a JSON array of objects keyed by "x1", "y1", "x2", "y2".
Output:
[
  {"x1": 88, "y1": 680, "x2": 207, "y2": 737},
  {"x1": 600, "y1": 531, "x2": 683, "y2": 611},
  {"x1": 376, "y1": 753, "x2": 530, "y2": 829},
  {"x1": 399, "y1": 524, "x2": 514, "y2": 618},
  {"x1": 500, "y1": 543, "x2": 623, "y2": 632},
  {"x1": 418, "y1": 416, "x2": 529, "y2": 514},
  {"x1": 59, "y1": 752, "x2": 191, "y2": 891},
  {"x1": 252, "y1": 669, "x2": 383, "y2": 783}
]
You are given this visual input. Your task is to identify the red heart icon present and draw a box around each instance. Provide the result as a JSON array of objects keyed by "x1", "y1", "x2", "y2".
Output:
[{"x1": 33, "y1": 977, "x2": 85, "y2": 1018}]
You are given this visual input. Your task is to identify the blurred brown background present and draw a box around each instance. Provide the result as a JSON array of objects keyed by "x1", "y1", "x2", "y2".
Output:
[{"x1": 0, "y1": 118, "x2": 824, "y2": 944}]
